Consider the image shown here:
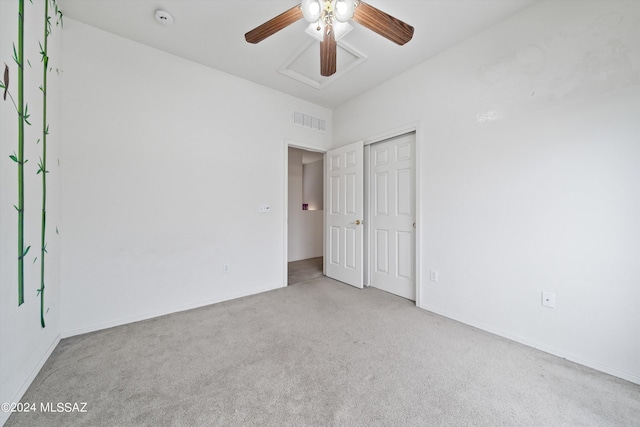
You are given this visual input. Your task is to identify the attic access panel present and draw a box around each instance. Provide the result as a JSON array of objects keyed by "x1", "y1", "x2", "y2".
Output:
[{"x1": 279, "y1": 39, "x2": 367, "y2": 89}]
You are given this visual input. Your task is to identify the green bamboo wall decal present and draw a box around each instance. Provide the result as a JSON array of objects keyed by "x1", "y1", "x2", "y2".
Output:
[
  {"x1": 2, "y1": 65, "x2": 8, "y2": 101},
  {"x1": 37, "y1": 0, "x2": 62, "y2": 327},
  {"x1": 16, "y1": 0, "x2": 28, "y2": 306},
  {"x1": 38, "y1": 0, "x2": 50, "y2": 327}
]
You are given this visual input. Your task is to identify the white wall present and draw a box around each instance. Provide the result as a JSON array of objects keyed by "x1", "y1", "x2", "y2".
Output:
[
  {"x1": 288, "y1": 148, "x2": 323, "y2": 261},
  {"x1": 334, "y1": 0, "x2": 640, "y2": 384},
  {"x1": 303, "y1": 159, "x2": 324, "y2": 211},
  {"x1": 0, "y1": 1, "x2": 63, "y2": 424},
  {"x1": 59, "y1": 19, "x2": 332, "y2": 336}
]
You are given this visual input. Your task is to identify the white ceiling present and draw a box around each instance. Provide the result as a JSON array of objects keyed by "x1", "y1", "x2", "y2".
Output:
[{"x1": 56, "y1": 0, "x2": 538, "y2": 109}]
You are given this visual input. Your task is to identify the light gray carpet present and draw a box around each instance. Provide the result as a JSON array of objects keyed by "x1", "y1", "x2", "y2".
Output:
[
  {"x1": 288, "y1": 257, "x2": 324, "y2": 285},
  {"x1": 6, "y1": 277, "x2": 640, "y2": 426}
]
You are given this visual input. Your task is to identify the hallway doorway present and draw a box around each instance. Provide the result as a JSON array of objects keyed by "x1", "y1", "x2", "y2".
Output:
[
  {"x1": 287, "y1": 146, "x2": 325, "y2": 284},
  {"x1": 288, "y1": 257, "x2": 323, "y2": 285}
]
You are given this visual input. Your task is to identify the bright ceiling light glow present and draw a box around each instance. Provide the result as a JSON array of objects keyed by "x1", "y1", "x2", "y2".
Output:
[
  {"x1": 305, "y1": 21, "x2": 353, "y2": 42},
  {"x1": 301, "y1": 0, "x2": 323, "y2": 22},
  {"x1": 333, "y1": 0, "x2": 355, "y2": 22}
]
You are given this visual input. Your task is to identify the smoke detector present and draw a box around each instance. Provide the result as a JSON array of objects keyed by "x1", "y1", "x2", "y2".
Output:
[{"x1": 155, "y1": 10, "x2": 174, "y2": 26}]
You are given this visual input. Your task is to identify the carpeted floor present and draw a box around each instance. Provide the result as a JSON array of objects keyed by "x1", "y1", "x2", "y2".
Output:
[
  {"x1": 288, "y1": 257, "x2": 323, "y2": 285},
  {"x1": 6, "y1": 277, "x2": 640, "y2": 426}
]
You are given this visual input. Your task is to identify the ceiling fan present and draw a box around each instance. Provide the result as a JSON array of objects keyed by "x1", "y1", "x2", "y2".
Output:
[{"x1": 245, "y1": 0, "x2": 414, "y2": 77}]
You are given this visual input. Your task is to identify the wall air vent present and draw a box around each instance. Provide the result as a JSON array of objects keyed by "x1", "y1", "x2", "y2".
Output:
[{"x1": 293, "y1": 111, "x2": 326, "y2": 133}]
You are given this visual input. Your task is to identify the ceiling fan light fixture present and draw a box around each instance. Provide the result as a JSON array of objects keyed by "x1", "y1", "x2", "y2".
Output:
[
  {"x1": 245, "y1": 0, "x2": 413, "y2": 77},
  {"x1": 301, "y1": 0, "x2": 323, "y2": 22},
  {"x1": 305, "y1": 20, "x2": 353, "y2": 42},
  {"x1": 333, "y1": 0, "x2": 355, "y2": 22}
]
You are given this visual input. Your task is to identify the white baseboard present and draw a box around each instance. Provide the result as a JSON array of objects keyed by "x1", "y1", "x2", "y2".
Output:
[
  {"x1": 62, "y1": 283, "x2": 285, "y2": 338},
  {"x1": 418, "y1": 303, "x2": 640, "y2": 386},
  {"x1": 1, "y1": 334, "x2": 62, "y2": 427}
]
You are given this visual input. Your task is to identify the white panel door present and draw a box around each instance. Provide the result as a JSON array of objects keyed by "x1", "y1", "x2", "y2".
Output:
[
  {"x1": 325, "y1": 141, "x2": 364, "y2": 288},
  {"x1": 370, "y1": 133, "x2": 415, "y2": 300}
]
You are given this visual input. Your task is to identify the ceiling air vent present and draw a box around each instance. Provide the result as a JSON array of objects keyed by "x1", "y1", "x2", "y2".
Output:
[{"x1": 294, "y1": 111, "x2": 326, "y2": 133}]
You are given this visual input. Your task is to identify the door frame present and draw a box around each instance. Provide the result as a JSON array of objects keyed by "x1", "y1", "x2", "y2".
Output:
[
  {"x1": 283, "y1": 140, "x2": 327, "y2": 285},
  {"x1": 362, "y1": 123, "x2": 422, "y2": 306}
]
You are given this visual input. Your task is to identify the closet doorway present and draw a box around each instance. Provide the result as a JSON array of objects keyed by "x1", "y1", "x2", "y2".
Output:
[{"x1": 324, "y1": 131, "x2": 418, "y2": 301}]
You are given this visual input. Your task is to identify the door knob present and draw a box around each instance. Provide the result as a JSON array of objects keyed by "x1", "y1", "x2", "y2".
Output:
[{"x1": 354, "y1": 219, "x2": 362, "y2": 225}]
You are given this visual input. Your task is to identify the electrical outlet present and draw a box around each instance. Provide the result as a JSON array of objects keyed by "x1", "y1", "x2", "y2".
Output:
[
  {"x1": 542, "y1": 291, "x2": 556, "y2": 308},
  {"x1": 223, "y1": 264, "x2": 231, "y2": 274},
  {"x1": 430, "y1": 269, "x2": 439, "y2": 282}
]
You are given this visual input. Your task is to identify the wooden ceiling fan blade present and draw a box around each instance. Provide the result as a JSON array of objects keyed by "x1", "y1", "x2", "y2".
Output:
[
  {"x1": 353, "y1": 1, "x2": 414, "y2": 45},
  {"x1": 320, "y1": 26, "x2": 337, "y2": 77},
  {"x1": 245, "y1": 5, "x2": 304, "y2": 44}
]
